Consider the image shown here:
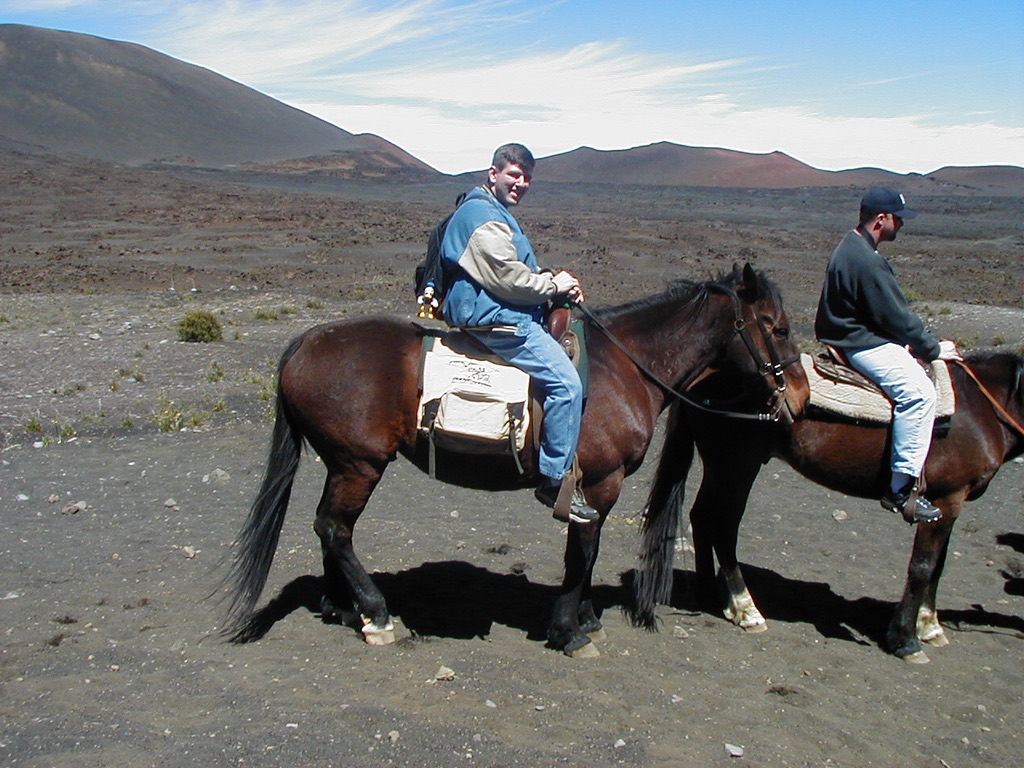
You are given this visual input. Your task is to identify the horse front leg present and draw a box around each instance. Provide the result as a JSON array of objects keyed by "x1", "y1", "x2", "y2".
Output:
[
  {"x1": 688, "y1": 481, "x2": 721, "y2": 610},
  {"x1": 314, "y1": 464, "x2": 395, "y2": 645},
  {"x1": 690, "y1": 456, "x2": 765, "y2": 631},
  {"x1": 887, "y1": 498, "x2": 961, "y2": 662},
  {"x1": 577, "y1": 597, "x2": 605, "y2": 641},
  {"x1": 717, "y1": 511, "x2": 767, "y2": 634},
  {"x1": 576, "y1": 528, "x2": 606, "y2": 641},
  {"x1": 548, "y1": 518, "x2": 604, "y2": 657}
]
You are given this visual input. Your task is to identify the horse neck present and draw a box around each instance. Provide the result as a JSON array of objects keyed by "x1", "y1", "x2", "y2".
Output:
[
  {"x1": 957, "y1": 354, "x2": 1024, "y2": 462},
  {"x1": 605, "y1": 289, "x2": 736, "y2": 396}
]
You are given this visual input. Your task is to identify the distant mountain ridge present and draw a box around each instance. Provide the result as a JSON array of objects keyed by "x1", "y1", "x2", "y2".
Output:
[
  {"x1": 1, "y1": 24, "x2": 1019, "y2": 193},
  {"x1": 537, "y1": 143, "x2": 1023, "y2": 194},
  {"x1": 0, "y1": 24, "x2": 432, "y2": 171}
]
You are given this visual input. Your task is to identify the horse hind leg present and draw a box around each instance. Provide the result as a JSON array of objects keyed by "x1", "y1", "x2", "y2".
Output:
[{"x1": 315, "y1": 462, "x2": 395, "y2": 645}]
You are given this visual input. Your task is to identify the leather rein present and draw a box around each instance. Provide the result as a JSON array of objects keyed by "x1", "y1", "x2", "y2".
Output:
[
  {"x1": 577, "y1": 283, "x2": 800, "y2": 422},
  {"x1": 952, "y1": 359, "x2": 1024, "y2": 438}
]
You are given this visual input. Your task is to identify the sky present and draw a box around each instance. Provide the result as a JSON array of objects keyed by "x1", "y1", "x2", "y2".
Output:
[{"x1": 3, "y1": 0, "x2": 1023, "y2": 175}]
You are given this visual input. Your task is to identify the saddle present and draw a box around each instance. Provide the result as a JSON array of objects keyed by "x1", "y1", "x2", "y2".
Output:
[
  {"x1": 801, "y1": 351, "x2": 955, "y2": 425},
  {"x1": 416, "y1": 307, "x2": 586, "y2": 477}
]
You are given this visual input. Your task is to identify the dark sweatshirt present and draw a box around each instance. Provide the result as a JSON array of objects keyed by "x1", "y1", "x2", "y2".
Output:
[{"x1": 814, "y1": 227, "x2": 940, "y2": 361}]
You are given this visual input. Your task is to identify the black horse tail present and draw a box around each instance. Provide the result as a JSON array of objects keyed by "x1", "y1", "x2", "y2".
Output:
[
  {"x1": 630, "y1": 404, "x2": 694, "y2": 629},
  {"x1": 219, "y1": 335, "x2": 306, "y2": 637}
]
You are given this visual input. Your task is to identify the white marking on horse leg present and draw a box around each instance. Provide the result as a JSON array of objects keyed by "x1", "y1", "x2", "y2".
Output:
[
  {"x1": 360, "y1": 615, "x2": 396, "y2": 646},
  {"x1": 721, "y1": 571, "x2": 767, "y2": 632},
  {"x1": 916, "y1": 606, "x2": 949, "y2": 647}
]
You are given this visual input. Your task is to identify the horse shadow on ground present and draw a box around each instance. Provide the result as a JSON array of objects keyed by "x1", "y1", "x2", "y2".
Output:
[
  {"x1": 996, "y1": 532, "x2": 1024, "y2": 596},
  {"x1": 226, "y1": 559, "x2": 1022, "y2": 649},
  {"x1": 639, "y1": 563, "x2": 1024, "y2": 651},
  {"x1": 226, "y1": 561, "x2": 624, "y2": 646}
]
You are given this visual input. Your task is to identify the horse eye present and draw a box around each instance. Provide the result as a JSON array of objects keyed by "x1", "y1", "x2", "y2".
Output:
[{"x1": 774, "y1": 326, "x2": 790, "y2": 339}]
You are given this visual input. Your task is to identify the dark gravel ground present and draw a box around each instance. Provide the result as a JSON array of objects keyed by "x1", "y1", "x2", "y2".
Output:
[{"x1": 1, "y1": 150, "x2": 1022, "y2": 767}]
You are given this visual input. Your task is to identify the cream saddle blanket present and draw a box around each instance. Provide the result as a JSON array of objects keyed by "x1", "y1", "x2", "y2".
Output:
[
  {"x1": 801, "y1": 353, "x2": 955, "y2": 424},
  {"x1": 418, "y1": 333, "x2": 531, "y2": 453}
]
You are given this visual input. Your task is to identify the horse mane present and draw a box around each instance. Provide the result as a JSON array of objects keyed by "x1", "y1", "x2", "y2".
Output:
[
  {"x1": 591, "y1": 266, "x2": 778, "y2": 323},
  {"x1": 591, "y1": 278, "x2": 708, "y2": 322}
]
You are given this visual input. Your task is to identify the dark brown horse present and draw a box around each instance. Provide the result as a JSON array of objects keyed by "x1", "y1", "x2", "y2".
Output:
[
  {"x1": 633, "y1": 348, "x2": 1024, "y2": 662},
  {"x1": 220, "y1": 264, "x2": 793, "y2": 656}
]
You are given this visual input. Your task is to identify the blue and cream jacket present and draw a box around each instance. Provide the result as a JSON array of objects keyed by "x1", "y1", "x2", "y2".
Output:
[{"x1": 440, "y1": 185, "x2": 556, "y2": 329}]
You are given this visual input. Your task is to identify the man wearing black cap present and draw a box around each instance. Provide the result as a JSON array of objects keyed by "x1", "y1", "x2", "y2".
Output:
[{"x1": 815, "y1": 187, "x2": 962, "y2": 523}]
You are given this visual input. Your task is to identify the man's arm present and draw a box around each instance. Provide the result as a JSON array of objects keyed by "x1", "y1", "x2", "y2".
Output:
[{"x1": 456, "y1": 220, "x2": 557, "y2": 305}]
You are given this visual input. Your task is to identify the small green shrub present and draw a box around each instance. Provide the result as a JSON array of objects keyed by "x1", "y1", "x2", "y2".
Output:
[
  {"x1": 152, "y1": 397, "x2": 185, "y2": 432},
  {"x1": 176, "y1": 309, "x2": 223, "y2": 343}
]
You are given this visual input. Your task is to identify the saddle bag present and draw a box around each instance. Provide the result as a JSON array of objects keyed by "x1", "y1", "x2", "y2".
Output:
[
  {"x1": 416, "y1": 311, "x2": 587, "y2": 478},
  {"x1": 418, "y1": 333, "x2": 532, "y2": 476},
  {"x1": 424, "y1": 391, "x2": 527, "y2": 456}
]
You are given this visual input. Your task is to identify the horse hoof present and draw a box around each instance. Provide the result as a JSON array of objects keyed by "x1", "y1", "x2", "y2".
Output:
[
  {"x1": 741, "y1": 621, "x2": 768, "y2": 634},
  {"x1": 565, "y1": 642, "x2": 600, "y2": 659},
  {"x1": 901, "y1": 651, "x2": 930, "y2": 665},
  {"x1": 360, "y1": 617, "x2": 396, "y2": 646},
  {"x1": 362, "y1": 626, "x2": 396, "y2": 645},
  {"x1": 922, "y1": 631, "x2": 949, "y2": 648},
  {"x1": 586, "y1": 628, "x2": 608, "y2": 642}
]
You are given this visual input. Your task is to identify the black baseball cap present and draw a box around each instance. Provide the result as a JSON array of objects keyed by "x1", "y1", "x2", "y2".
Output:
[{"x1": 861, "y1": 187, "x2": 919, "y2": 219}]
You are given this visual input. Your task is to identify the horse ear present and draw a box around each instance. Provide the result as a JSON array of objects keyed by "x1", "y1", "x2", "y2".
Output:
[{"x1": 737, "y1": 262, "x2": 762, "y2": 301}]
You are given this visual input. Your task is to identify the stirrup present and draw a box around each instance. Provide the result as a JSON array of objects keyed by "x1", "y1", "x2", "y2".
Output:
[
  {"x1": 881, "y1": 485, "x2": 942, "y2": 524},
  {"x1": 535, "y1": 474, "x2": 598, "y2": 524}
]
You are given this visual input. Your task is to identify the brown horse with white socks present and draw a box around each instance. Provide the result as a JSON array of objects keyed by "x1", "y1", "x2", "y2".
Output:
[
  {"x1": 220, "y1": 264, "x2": 793, "y2": 656},
  {"x1": 633, "y1": 349, "x2": 1024, "y2": 662}
]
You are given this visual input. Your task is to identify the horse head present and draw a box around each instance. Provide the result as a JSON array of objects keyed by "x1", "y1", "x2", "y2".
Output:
[{"x1": 708, "y1": 263, "x2": 808, "y2": 422}]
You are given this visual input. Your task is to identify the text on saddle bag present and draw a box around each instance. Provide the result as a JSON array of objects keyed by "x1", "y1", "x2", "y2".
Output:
[{"x1": 418, "y1": 334, "x2": 531, "y2": 467}]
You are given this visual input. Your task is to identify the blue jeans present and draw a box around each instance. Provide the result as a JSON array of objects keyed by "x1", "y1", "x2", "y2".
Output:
[
  {"x1": 468, "y1": 321, "x2": 582, "y2": 480},
  {"x1": 847, "y1": 343, "x2": 936, "y2": 479}
]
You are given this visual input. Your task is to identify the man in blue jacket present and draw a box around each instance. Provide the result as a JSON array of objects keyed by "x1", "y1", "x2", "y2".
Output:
[
  {"x1": 440, "y1": 143, "x2": 597, "y2": 523},
  {"x1": 815, "y1": 187, "x2": 961, "y2": 523}
]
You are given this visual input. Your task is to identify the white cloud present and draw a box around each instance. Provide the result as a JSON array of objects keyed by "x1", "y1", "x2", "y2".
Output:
[
  {"x1": 150, "y1": 0, "x2": 515, "y2": 85},
  {"x1": 142, "y1": 0, "x2": 1024, "y2": 174}
]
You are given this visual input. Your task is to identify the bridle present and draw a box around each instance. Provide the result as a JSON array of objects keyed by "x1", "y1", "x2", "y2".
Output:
[
  {"x1": 577, "y1": 282, "x2": 801, "y2": 422},
  {"x1": 712, "y1": 283, "x2": 802, "y2": 422}
]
